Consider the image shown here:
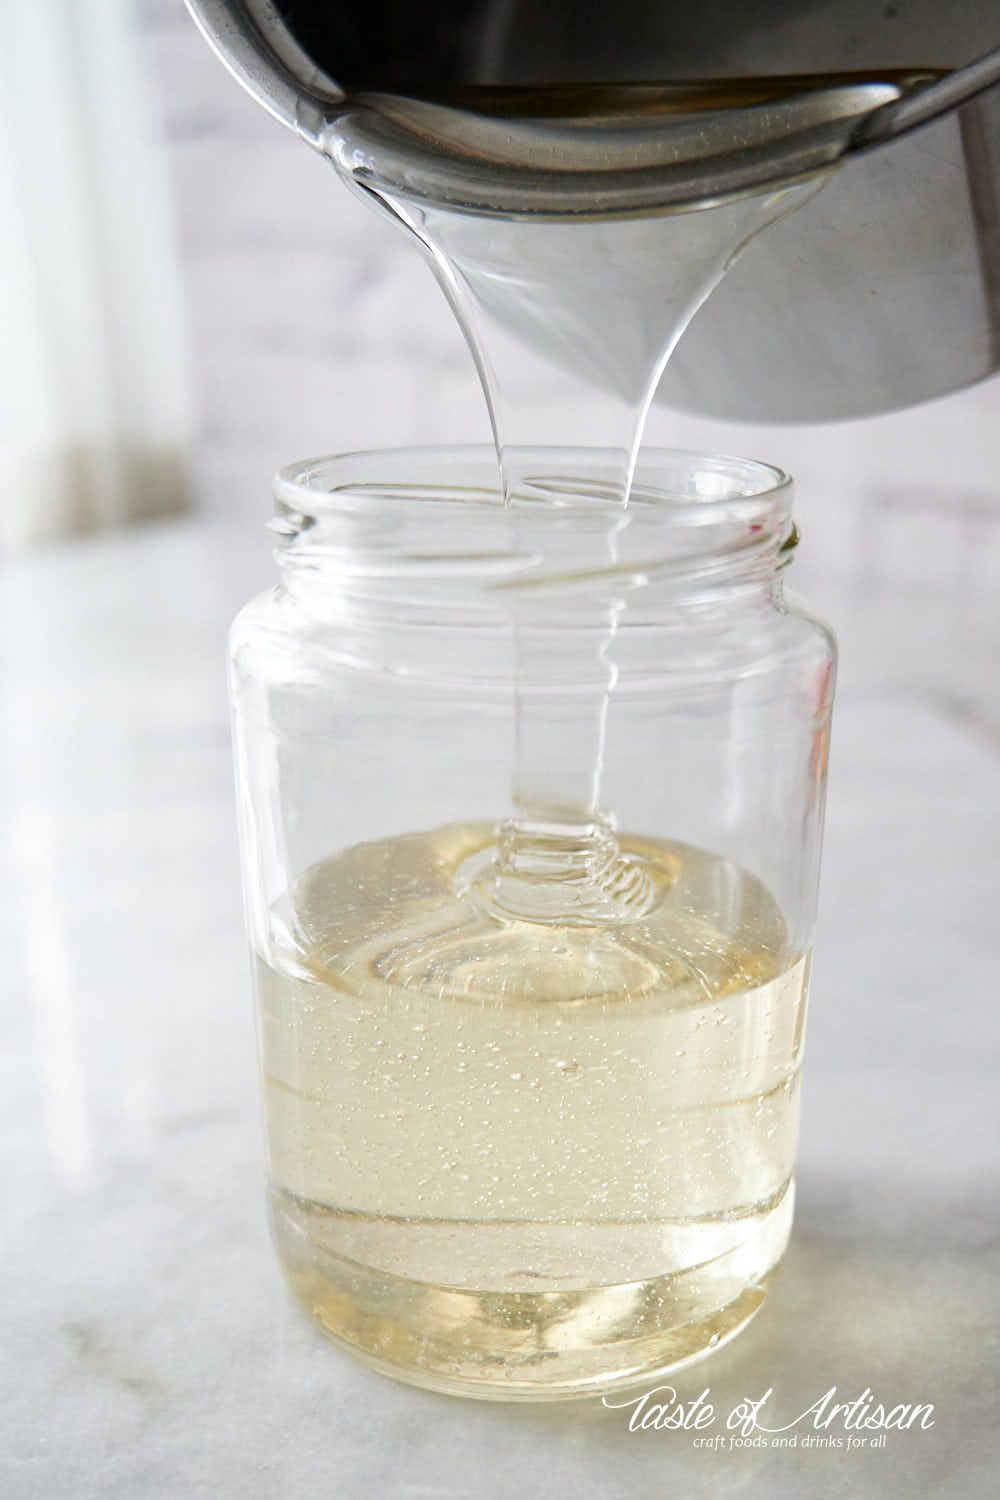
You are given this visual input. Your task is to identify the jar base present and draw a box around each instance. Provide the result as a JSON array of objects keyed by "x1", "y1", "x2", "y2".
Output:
[{"x1": 269, "y1": 1181, "x2": 793, "y2": 1402}]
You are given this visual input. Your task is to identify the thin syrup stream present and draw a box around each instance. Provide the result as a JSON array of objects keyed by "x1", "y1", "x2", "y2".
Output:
[{"x1": 334, "y1": 167, "x2": 824, "y2": 921}]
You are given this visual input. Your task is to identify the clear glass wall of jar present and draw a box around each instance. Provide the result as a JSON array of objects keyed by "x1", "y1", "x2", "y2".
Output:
[{"x1": 229, "y1": 445, "x2": 836, "y2": 1401}]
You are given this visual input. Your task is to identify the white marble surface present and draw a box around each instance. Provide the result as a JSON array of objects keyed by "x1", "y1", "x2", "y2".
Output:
[{"x1": 2, "y1": 519, "x2": 998, "y2": 1499}]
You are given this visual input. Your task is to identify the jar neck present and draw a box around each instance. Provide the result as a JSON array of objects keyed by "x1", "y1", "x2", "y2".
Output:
[{"x1": 271, "y1": 446, "x2": 795, "y2": 632}]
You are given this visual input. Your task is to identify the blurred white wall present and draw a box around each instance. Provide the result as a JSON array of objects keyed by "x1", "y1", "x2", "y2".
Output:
[{"x1": 139, "y1": 1, "x2": 1000, "y2": 590}]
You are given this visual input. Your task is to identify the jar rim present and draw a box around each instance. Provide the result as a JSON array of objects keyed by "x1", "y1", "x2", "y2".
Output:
[
  {"x1": 271, "y1": 445, "x2": 794, "y2": 607},
  {"x1": 273, "y1": 444, "x2": 789, "y2": 522}
]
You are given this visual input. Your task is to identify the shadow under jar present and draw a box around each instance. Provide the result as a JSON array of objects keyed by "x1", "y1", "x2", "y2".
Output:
[{"x1": 229, "y1": 445, "x2": 836, "y2": 1400}]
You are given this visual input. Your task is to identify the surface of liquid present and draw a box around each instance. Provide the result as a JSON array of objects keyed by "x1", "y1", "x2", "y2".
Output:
[{"x1": 259, "y1": 824, "x2": 809, "y2": 1396}]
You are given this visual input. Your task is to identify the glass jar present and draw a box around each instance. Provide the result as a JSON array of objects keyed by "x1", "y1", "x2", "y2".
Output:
[{"x1": 229, "y1": 445, "x2": 836, "y2": 1401}]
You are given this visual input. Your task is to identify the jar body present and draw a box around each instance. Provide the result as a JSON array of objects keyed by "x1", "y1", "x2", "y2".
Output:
[{"x1": 229, "y1": 447, "x2": 836, "y2": 1400}]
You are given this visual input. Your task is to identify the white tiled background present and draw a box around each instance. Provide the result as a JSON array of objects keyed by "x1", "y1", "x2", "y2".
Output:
[{"x1": 138, "y1": 1, "x2": 1000, "y2": 586}]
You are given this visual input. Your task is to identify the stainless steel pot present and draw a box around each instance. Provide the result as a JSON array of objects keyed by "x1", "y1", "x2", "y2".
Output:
[{"x1": 183, "y1": 1, "x2": 1000, "y2": 421}]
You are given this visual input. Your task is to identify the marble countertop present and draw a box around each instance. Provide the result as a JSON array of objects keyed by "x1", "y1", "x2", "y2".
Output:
[{"x1": 2, "y1": 519, "x2": 997, "y2": 1499}]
